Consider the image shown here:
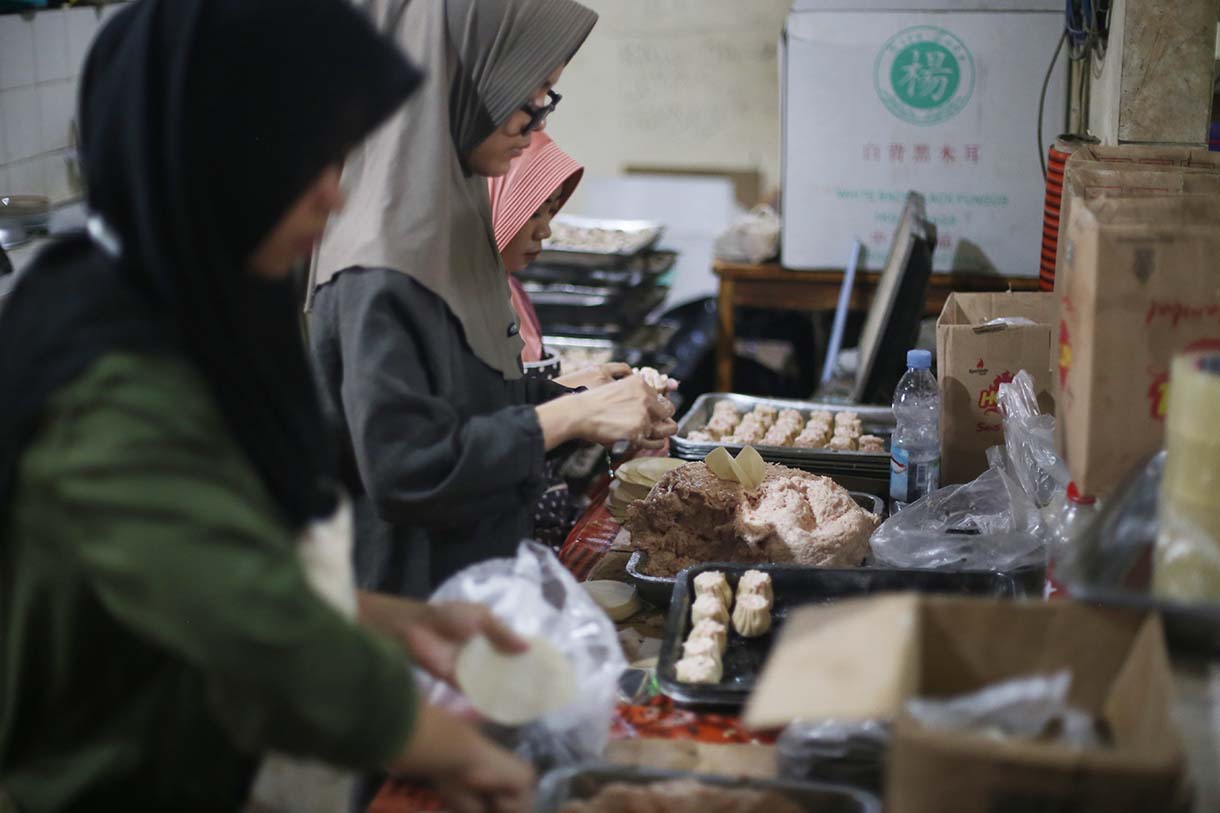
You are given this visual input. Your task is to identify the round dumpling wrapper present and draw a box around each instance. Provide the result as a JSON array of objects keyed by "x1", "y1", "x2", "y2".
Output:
[{"x1": 455, "y1": 635, "x2": 575, "y2": 726}]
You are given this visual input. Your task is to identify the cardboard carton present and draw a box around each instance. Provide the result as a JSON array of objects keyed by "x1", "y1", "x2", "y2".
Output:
[
  {"x1": 744, "y1": 595, "x2": 1187, "y2": 813},
  {"x1": 936, "y1": 292, "x2": 1056, "y2": 484},
  {"x1": 1057, "y1": 192, "x2": 1220, "y2": 496}
]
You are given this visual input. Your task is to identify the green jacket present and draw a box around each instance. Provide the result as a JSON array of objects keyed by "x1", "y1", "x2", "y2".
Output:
[{"x1": 0, "y1": 352, "x2": 416, "y2": 812}]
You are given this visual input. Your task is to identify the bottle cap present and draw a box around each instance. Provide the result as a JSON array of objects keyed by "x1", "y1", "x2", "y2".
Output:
[
  {"x1": 907, "y1": 349, "x2": 932, "y2": 370},
  {"x1": 1067, "y1": 482, "x2": 1096, "y2": 505}
]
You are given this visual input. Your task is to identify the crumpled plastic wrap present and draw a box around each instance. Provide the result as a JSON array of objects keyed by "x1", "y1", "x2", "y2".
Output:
[
  {"x1": 777, "y1": 719, "x2": 890, "y2": 790},
  {"x1": 997, "y1": 369, "x2": 1070, "y2": 509},
  {"x1": 870, "y1": 464, "x2": 1045, "y2": 570},
  {"x1": 420, "y1": 542, "x2": 626, "y2": 769},
  {"x1": 713, "y1": 204, "x2": 780, "y2": 264},
  {"x1": 906, "y1": 671, "x2": 1106, "y2": 750}
]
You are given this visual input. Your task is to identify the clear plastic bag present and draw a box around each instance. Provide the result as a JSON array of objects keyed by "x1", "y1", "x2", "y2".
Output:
[
  {"x1": 869, "y1": 464, "x2": 1045, "y2": 570},
  {"x1": 713, "y1": 204, "x2": 781, "y2": 264},
  {"x1": 777, "y1": 719, "x2": 890, "y2": 790},
  {"x1": 906, "y1": 671, "x2": 1106, "y2": 750},
  {"x1": 997, "y1": 369, "x2": 1070, "y2": 509},
  {"x1": 419, "y1": 542, "x2": 626, "y2": 769}
]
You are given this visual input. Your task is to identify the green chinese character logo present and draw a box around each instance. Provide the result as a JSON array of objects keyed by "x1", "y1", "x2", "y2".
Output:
[{"x1": 875, "y1": 26, "x2": 974, "y2": 126}]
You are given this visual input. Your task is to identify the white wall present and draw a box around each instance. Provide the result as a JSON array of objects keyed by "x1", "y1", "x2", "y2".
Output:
[
  {"x1": 0, "y1": 4, "x2": 124, "y2": 203},
  {"x1": 546, "y1": 0, "x2": 791, "y2": 203}
]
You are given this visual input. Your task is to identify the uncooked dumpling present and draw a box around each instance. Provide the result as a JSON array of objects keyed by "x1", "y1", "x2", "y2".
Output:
[
  {"x1": 732, "y1": 594, "x2": 772, "y2": 638},
  {"x1": 689, "y1": 619, "x2": 728, "y2": 655},
  {"x1": 737, "y1": 570, "x2": 773, "y2": 607},
  {"x1": 675, "y1": 655, "x2": 723, "y2": 684},
  {"x1": 455, "y1": 635, "x2": 574, "y2": 725},
  {"x1": 693, "y1": 571, "x2": 732, "y2": 607},
  {"x1": 691, "y1": 594, "x2": 729, "y2": 626},
  {"x1": 682, "y1": 635, "x2": 722, "y2": 663}
]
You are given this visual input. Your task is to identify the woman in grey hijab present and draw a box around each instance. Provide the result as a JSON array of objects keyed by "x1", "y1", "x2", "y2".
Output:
[{"x1": 308, "y1": 0, "x2": 676, "y2": 599}]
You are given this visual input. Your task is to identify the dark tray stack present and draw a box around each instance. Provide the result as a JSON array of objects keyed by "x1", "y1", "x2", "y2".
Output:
[{"x1": 521, "y1": 215, "x2": 674, "y2": 341}]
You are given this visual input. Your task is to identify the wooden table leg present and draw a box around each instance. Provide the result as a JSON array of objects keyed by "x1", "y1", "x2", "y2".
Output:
[{"x1": 716, "y1": 277, "x2": 735, "y2": 392}]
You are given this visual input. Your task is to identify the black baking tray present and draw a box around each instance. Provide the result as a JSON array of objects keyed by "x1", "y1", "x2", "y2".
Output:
[
  {"x1": 537, "y1": 764, "x2": 882, "y2": 813},
  {"x1": 518, "y1": 249, "x2": 677, "y2": 288},
  {"x1": 624, "y1": 491, "x2": 886, "y2": 608},
  {"x1": 657, "y1": 563, "x2": 1024, "y2": 708}
]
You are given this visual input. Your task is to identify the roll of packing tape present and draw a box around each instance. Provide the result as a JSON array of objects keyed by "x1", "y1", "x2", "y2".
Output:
[{"x1": 1155, "y1": 351, "x2": 1220, "y2": 601}]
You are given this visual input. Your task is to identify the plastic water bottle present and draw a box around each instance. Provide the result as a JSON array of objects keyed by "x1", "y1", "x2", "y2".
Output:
[
  {"x1": 890, "y1": 349, "x2": 940, "y2": 512},
  {"x1": 1044, "y1": 482, "x2": 1099, "y2": 599}
]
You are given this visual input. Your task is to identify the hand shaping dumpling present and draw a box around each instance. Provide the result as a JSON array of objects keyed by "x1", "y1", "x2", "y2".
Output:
[
  {"x1": 691, "y1": 594, "x2": 730, "y2": 626},
  {"x1": 693, "y1": 570, "x2": 733, "y2": 607},
  {"x1": 737, "y1": 570, "x2": 773, "y2": 608},
  {"x1": 675, "y1": 655, "x2": 723, "y2": 684},
  {"x1": 732, "y1": 594, "x2": 772, "y2": 638},
  {"x1": 689, "y1": 619, "x2": 728, "y2": 655}
]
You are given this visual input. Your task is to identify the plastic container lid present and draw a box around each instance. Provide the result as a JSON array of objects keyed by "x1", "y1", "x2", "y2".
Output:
[
  {"x1": 907, "y1": 349, "x2": 932, "y2": 370},
  {"x1": 1067, "y1": 482, "x2": 1097, "y2": 505}
]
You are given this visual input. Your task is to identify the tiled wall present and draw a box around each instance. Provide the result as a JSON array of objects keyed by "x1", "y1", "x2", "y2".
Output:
[{"x1": 0, "y1": 4, "x2": 126, "y2": 203}]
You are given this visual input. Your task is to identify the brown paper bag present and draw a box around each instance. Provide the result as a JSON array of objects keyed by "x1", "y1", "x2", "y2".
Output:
[{"x1": 936, "y1": 292, "x2": 1056, "y2": 485}]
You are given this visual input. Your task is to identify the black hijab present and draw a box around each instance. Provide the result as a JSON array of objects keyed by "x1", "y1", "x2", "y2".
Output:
[{"x1": 0, "y1": 0, "x2": 422, "y2": 530}]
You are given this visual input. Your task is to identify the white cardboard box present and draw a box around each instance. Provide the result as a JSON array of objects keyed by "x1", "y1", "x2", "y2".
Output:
[{"x1": 780, "y1": 0, "x2": 1067, "y2": 276}]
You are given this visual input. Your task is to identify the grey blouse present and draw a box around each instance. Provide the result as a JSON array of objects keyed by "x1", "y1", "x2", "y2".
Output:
[{"x1": 308, "y1": 267, "x2": 571, "y2": 598}]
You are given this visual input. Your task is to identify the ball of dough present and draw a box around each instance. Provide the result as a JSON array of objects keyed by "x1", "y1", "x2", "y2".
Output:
[
  {"x1": 737, "y1": 570, "x2": 773, "y2": 607},
  {"x1": 693, "y1": 571, "x2": 733, "y2": 607},
  {"x1": 691, "y1": 594, "x2": 729, "y2": 626},
  {"x1": 732, "y1": 594, "x2": 772, "y2": 638},
  {"x1": 689, "y1": 619, "x2": 728, "y2": 655},
  {"x1": 682, "y1": 635, "x2": 722, "y2": 663},
  {"x1": 675, "y1": 655, "x2": 723, "y2": 684}
]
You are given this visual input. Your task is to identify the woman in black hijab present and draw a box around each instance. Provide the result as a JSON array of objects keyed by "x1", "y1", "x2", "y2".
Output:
[{"x1": 0, "y1": 1, "x2": 532, "y2": 810}]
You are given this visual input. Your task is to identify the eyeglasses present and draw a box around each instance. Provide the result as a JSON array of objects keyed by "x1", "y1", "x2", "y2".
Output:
[{"x1": 520, "y1": 90, "x2": 561, "y2": 134}]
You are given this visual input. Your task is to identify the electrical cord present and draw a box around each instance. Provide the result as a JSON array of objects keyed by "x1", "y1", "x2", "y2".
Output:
[{"x1": 1038, "y1": 30, "x2": 1068, "y2": 180}]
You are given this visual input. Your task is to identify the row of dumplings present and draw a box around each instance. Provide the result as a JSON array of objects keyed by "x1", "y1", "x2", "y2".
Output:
[
  {"x1": 688, "y1": 402, "x2": 886, "y2": 453},
  {"x1": 675, "y1": 569, "x2": 774, "y2": 685}
]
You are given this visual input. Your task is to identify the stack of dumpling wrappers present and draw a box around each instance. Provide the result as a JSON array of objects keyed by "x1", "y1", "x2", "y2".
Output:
[{"x1": 607, "y1": 456, "x2": 686, "y2": 524}]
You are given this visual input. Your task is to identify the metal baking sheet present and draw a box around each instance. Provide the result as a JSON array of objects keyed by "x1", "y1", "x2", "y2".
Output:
[
  {"x1": 673, "y1": 393, "x2": 894, "y2": 468},
  {"x1": 537, "y1": 764, "x2": 882, "y2": 813},
  {"x1": 624, "y1": 492, "x2": 885, "y2": 608},
  {"x1": 657, "y1": 563, "x2": 1025, "y2": 708},
  {"x1": 540, "y1": 214, "x2": 664, "y2": 262}
]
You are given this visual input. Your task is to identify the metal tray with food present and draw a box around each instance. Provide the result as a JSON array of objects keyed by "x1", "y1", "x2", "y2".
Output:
[
  {"x1": 518, "y1": 249, "x2": 678, "y2": 288},
  {"x1": 657, "y1": 563, "x2": 1025, "y2": 708},
  {"x1": 624, "y1": 491, "x2": 885, "y2": 608},
  {"x1": 537, "y1": 764, "x2": 882, "y2": 813},
  {"x1": 672, "y1": 393, "x2": 894, "y2": 466},
  {"x1": 539, "y1": 215, "x2": 664, "y2": 266}
]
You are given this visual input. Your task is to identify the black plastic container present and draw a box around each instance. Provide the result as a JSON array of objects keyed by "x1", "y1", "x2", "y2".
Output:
[{"x1": 657, "y1": 563, "x2": 1023, "y2": 708}]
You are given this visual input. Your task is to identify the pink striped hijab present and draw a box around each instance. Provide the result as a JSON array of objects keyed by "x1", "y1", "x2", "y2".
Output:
[{"x1": 488, "y1": 131, "x2": 583, "y2": 362}]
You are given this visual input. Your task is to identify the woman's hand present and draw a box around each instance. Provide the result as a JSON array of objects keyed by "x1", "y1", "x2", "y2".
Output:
[
  {"x1": 554, "y1": 362, "x2": 632, "y2": 390},
  {"x1": 390, "y1": 704, "x2": 535, "y2": 813},
  {"x1": 357, "y1": 592, "x2": 528, "y2": 685},
  {"x1": 537, "y1": 374, "x2": 677, "y2": 451}
]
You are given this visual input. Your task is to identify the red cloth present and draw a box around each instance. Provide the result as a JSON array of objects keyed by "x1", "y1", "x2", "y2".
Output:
[{"x1": 486, "y1": 131, "x2": 583, "y2": 362}]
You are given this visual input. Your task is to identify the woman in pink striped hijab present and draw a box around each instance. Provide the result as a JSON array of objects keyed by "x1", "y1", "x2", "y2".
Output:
[{"x1": 487, "y1": 130, "x2": 583, "y2": 365}]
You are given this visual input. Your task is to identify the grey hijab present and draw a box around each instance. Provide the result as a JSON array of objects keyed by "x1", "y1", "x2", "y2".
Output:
[{"x1": 308, "y1": 0, "x2": 598, "y2": 379}]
